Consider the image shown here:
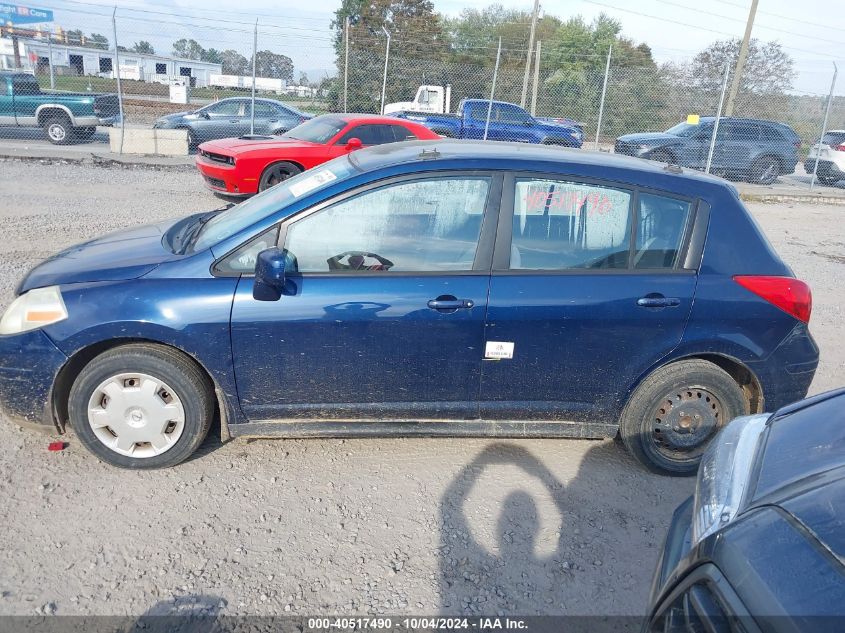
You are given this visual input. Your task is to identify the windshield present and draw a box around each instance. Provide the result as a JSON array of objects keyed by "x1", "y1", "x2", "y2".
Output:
[
  {"x1": 192, "y1": 155, "x2": 357, "y2": 251},
  {"x1": 665, "y1": 122, "x2": 708, "y2": 137},
  {"x1": 282, "y1": 116, "x2": 346, "y2": 143}
]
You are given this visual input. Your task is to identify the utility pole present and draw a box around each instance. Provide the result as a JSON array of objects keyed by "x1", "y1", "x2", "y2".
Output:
[
  {"x1": 380, "y1": 26, "x2": 391, "y2": 115},
  {"x1": 343, "y1": 16, "x2": 349, "y2": 112},
  {"x1": 520, "y1": 0, "x2": 540, "y2": 109},
  {"x1": 724, "y1": 0, "x2": 758, "y2": 116},
  {"x1": 250, "y1": 18, "x2": 257, "y2": 135}
]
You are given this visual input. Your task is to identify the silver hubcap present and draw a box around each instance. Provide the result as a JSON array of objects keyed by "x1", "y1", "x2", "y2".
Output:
[
  {"x1": 48, "y1": 124, "x2": 65, "y2": 141},
  {"x1": 87, "y1": 372, "x2": 185, "y2": 458}
]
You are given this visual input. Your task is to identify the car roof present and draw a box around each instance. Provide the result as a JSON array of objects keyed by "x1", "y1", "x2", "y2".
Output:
[
  {"x1": 348, "y1": 138, "x2": 733, "y2": 191},
  {"x1": 316, "y1": 113, "x2": 422, "y2": 124}
]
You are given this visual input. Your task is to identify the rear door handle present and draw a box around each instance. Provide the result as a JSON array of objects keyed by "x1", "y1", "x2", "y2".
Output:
[
  {"x1": 427, "y1": 298, "x2": 474, "y2": 311},
  {"x1": 637, "y1": 296, "x2": 681, "y2": 308}
]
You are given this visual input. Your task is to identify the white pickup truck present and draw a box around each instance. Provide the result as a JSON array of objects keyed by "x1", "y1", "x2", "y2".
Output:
[{"x1": 383, "y1": 84, "x2": 452, "y2": 116}]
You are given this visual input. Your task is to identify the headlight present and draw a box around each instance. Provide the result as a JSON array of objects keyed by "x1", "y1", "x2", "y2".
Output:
[
  {"x1": 0, "y1": 286, "x2": 68, "y2": 335},
  {"x1": 692, "y1": 413, "x2": 769, "y2": 544}
]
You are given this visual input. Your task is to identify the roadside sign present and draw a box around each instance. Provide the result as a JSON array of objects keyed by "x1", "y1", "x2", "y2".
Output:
[{"x1": 0, "y1": 3, "x2": 53, "y2": 25}]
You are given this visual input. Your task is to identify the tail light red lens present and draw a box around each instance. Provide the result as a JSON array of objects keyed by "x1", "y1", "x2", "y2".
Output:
[
  {"x1": 835, "y1": 143, "x2": 845, "y2": 152},
  {"x1": 733, "y1": 275, "x2": 812, "y2": 323}
]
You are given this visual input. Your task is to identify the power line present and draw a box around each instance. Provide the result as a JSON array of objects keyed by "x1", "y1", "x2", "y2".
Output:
[{"x1": 709, "y1": 0, "x2": 842, "y2": 34}]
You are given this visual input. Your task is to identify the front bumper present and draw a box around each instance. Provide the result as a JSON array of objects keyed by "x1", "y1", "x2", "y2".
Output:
[
  {"x1": 0, "y1": 329, "x2": 67, "y2": 433},
  {"x1": 805, "y1": 159, "x2": 845, "y2": 180},
  {"x1": 195, "y1": 156, "x2": 255, "y2": 196}
]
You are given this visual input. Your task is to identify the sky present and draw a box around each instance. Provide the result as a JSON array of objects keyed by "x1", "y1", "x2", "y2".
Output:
[{"x1": 16, "y1": 0, "x2": 845, "y2": 94}]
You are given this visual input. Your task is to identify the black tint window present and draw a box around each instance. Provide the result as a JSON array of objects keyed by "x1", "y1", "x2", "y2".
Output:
[
  {"x1": 389, "y1": 124, "x2": 417, "y2": 141},
  {"x1": 495, "y1": 104, "x2": 530, "y2": 124},
  {"x1": 731, "y1": 122, "x2": 760, "y2": 141},
  {"x1": 12, "y1": 76, "x2": 40, "y2": 95},
  {"x1": 651, "y1": 583, "x2": 732, "y2": 633},
  {"x1": 760, "y1": 125, "x2": 786, "y2": 142},
  {"x1": 510, "y1": 179, "x2": 632, "y2": 270},
  {"x1": 250, "y1": 102, "x2": 277, "y2": 117},
  {"x1": 339, "y1": 124, "x2": 391, "y2": 145},
  {"x1": 634, "y1": 194, "x2": 692, "y2": 269},
  {"x1": 822, "y1": 131, "x2": 845, "y2": 146}
]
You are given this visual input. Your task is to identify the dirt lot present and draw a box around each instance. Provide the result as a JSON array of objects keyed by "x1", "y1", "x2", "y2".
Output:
[{"x1": 0, "y1": 160, "x2": 841, "y2": 618}]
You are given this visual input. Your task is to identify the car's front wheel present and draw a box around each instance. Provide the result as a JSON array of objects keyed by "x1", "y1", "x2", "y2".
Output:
[
  {"x1": 258, "y1": 161, "x2": 303, "y2": 192},
  {"x1": 68, "y1": 344, "x2": 213, "y2": 469},
  {"x1": 619, "y1": 360, "x2": 748, "y2": 476},
  {"x1": 749, "y1": 155, "x2": 781, "y2": 184}
]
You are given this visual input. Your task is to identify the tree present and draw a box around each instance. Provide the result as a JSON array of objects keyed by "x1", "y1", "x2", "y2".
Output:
[
  {"x1": 220, "y1": 49, "x2": 249, "y2": 75},
  {"x1": 172, "y1": 38, "x2": 205, "y2": 60},
  {"x1": 88, "y1": 33, "x2": 109, "y2": 50},
  {"x1": 131, "y1": 41, "x2": 155, "y2": 55},
  {"x1": 250, "y1": 50, "x2": 294, "y2": 81},
  {"x1": 202, "y1": 48, "x2": 223, "y2": 64},
  {"x1": 332, "y1": 0, "x2": 446, "y2": 111},
  {"x1": 64, "y1": 29, "x2": 83, "y2": 46},
  {"x1": 684, "y1": 38, "x2": 794, "y2": 95},
  {"x1": 299, "y1": 71, "x2": 309, "y2": 86}
]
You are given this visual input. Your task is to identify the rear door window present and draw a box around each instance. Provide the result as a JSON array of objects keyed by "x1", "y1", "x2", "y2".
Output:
[
  {"x1": 510, "y1": 178, "x2": 632, "y2": 270},
  {"x1": 822, "y1": 131, "x2": 845, "y2": 147},
  {"x1": 389, "y1": 124, "x2": 417, "y2": 141},
  {"x1": 338, "y1": 124, "x2": 392, "y2": 145},
  {"x1": 634, "y1": 193, "x2": 693, "y2": 269}
]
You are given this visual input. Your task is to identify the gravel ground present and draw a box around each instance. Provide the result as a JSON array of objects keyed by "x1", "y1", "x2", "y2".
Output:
[{"x1": 0, "y1": 160, "x2": 841, "y2": 618}]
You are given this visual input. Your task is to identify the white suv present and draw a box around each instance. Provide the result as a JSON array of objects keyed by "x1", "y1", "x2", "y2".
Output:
[{"x1": 805, "y1": 130, "x2": 845, "y2": 185}]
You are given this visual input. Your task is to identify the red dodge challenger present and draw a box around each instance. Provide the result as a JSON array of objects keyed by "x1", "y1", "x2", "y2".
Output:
[{"x1": 195, "y1": 113, "x2": 441, "y2": 196}]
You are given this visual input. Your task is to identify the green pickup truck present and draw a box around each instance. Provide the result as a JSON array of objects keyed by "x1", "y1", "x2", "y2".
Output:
[{"x1": 0, "y1": 71, "x2": 120, "y2": 144}]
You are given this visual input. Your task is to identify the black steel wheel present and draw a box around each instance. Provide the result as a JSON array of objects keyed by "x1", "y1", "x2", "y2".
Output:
[
  {"x1": 620, "y1": 359, "x2": 748, "y2": 476},
  {"x1": 258, "y1": 161, "x2": 303, "y2": 192}
]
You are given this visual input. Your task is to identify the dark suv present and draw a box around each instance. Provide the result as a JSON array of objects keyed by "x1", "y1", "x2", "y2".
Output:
[{"x1": 616, "y1": 118, "x2": 801, "y2": 184}]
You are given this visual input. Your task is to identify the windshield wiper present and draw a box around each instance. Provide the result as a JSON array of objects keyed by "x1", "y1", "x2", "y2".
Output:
[{"x1": 172, "y1": 204, "x2": 233, "y2": 254}]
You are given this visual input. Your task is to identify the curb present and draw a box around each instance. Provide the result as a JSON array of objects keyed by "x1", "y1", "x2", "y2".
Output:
[
  {"x1": 738, "y1": 192, "x2": 845, "y2": 206},
  {"x1": 0, "y1": 150, "x2": 194, "y2": 171}
]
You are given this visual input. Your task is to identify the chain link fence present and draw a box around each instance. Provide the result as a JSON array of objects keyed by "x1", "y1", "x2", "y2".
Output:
[{"x1": 1, "y1": 14, "x2": 842, "y2": 190}]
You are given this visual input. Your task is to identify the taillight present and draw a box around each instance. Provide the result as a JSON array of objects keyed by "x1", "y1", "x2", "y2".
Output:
[
  {"x1": 733, "y1": 275, "x2": 812, "y2": 323},
  {"x1": 835, "y1": 143, "x2": 845, "y2": 152}
]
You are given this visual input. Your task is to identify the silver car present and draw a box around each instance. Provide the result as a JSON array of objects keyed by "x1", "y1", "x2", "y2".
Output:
[{"x1": 153, "y1": 97, "x2": 311, "y2": 147}]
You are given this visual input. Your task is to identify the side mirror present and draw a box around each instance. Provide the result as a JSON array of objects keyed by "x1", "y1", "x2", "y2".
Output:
[
  {"x1": 199, "y1": 111, "x2": 210, "y2": 120},
  {"x1": 346, "y1": 137, "x2": 363, "y2": 150},
  {"x1": 253, "y1": 247, "x2": 291, "y2": 301}
]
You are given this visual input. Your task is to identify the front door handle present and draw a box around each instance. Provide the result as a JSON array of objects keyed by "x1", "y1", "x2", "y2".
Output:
[
  {"x1": 637, "y1": 296, "x2": 681, "y2": 308},
  {"x1": 427, "y1": 296, "x2": 474, "y2": 311}
]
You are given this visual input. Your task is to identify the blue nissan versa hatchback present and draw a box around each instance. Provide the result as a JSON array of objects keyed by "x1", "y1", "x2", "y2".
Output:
[{"x1": 0, "y1": 141, "x2": 818, "y2": 473}]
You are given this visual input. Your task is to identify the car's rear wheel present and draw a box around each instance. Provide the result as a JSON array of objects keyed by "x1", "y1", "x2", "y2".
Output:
[
  {"x1": 258, "y1": 161, "x2": 302, "y2": 192},
  {"x1": 619, "y1": 360, "x2": 748, "y2": 476},
  {"x1": 749, "y1": 155, "x2": 781, "y2": 184},
  {"x1": 68, "y1": 344, "x2": 213, "y2": 469},
  {"x1": 43, "y1": 114, "x2": 73, "y2": 145}
]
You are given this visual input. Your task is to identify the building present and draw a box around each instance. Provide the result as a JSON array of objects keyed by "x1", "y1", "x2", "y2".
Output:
[{"x1": 9, "y1": 37, "x2": 222, "y2": 87}]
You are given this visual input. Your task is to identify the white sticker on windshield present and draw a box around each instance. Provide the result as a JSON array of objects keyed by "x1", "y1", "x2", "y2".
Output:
[
  {"x1": 289, "y1": 169, "x2": 337, "y2": 197},
  {"x1": 485, "y1": 341, "x2": 514, "y2": 360}
]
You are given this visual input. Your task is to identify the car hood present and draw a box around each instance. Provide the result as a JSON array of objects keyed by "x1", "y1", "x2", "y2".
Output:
[
  {"x1": 18, "y1": 219, "x2": 181, "y2": 293},
  {"x1": 617, "y1": 132, "x2": 681, "y2": 145},
  {"x1": 536, "y1": 118, "x2": 580, "y2": 133},
  {"x1": 200, "y1": 137, "x2": 320, "y2": 155}
]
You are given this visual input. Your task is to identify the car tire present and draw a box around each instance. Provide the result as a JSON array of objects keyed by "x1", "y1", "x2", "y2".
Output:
[
  {"x1": 73, "y1": 126, "x2": 96, "y2": 142},
  {"x1": 68, "y1": 343, "x2": 213, "y2": 469},
  {"x1": 749, "y1": 155, "x2": 781, "y2": 185},
  {"x1": 44, "y1": 114, "x2": 73, "y2": 145},
  {"x1": 648, "y1": 148, "x2": 675, "y2": 164},
  {"x1": 258, "y1": 161, "x2": 303, "y2": 192},
  {"x1": 619, "y1": 359, "x2": 748, "y2": 476}
]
